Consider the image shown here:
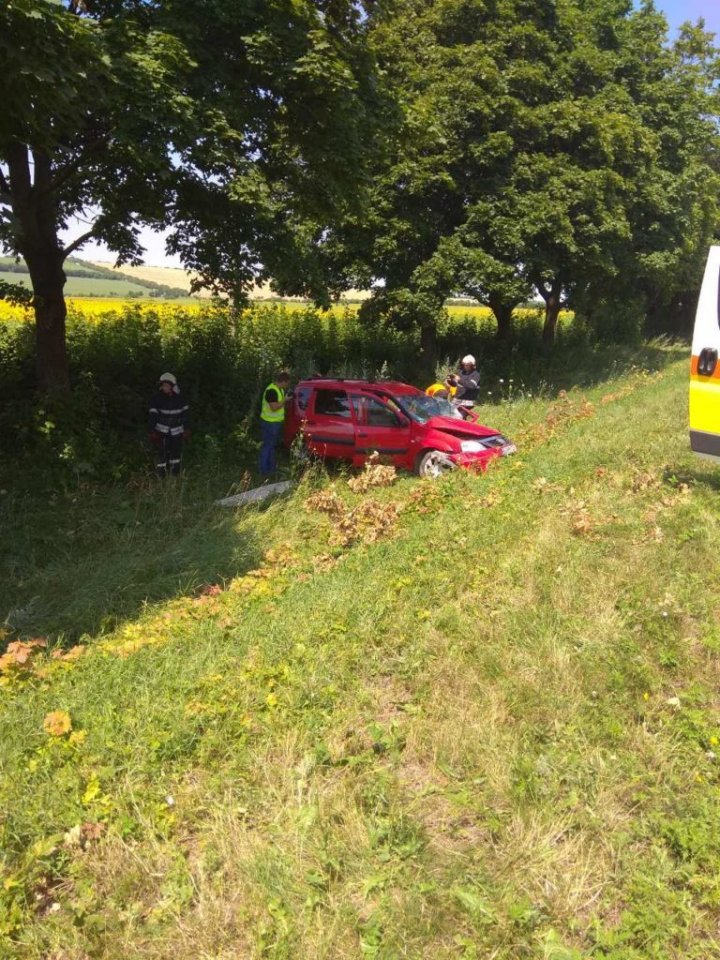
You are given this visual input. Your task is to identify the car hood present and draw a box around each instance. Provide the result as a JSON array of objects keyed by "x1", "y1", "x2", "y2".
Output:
[{"x1": 425, "y1": 416, "x2": 501, "y2": 440}]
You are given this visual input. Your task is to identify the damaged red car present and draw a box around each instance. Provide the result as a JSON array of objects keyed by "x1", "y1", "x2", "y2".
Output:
[{"x1": 284, "y1": 378, "x2": 516, "y2": 478}]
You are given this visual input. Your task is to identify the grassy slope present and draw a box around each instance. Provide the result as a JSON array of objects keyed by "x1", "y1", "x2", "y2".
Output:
[{"x1": 3, "y1": 349, "x2": 720, "y2": 959}]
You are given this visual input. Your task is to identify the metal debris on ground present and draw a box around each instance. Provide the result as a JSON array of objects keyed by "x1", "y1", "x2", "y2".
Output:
[{"x1": 216, "y1": 481, "x2": 293, "y2": 508}]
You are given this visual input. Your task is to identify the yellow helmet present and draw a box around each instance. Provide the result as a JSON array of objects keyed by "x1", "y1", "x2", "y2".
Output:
[{"x1": 426, "y1": 382, "x2": 456, "y2": 398}]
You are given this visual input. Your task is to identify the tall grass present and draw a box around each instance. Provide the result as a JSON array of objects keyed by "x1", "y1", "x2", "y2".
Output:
[{"x1": 7, "y1": 348, "x2": 720, "y2": 959}]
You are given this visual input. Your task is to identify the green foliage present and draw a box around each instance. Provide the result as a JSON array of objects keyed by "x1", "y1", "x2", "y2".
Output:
[
  {"x1": 0, "y1": 0, "x2": 385, "y2": 387},
  {"x1": 0, "y1": 303, "x2": 654, "y2": 485},
  {"x1": 330, "y1": 0, "x2": 720, "y2": 344},
  {"x1": 0, "y1": 303, "x2": 409, "y2": 483},
  {"x1": 0, "y1": 277, "x2": 33, "y2": 306}
]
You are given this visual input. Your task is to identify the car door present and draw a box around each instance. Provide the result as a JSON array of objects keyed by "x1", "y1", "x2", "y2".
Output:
[
  {"x1": 353, "y1": 393, "x2": 412, "y2": 467},
  {"x1": 304, "y1": 387, "x2": 357, "y2": 461},
  {"x1": 690, "y1": 245, "x2": 720, "y2": 460}
]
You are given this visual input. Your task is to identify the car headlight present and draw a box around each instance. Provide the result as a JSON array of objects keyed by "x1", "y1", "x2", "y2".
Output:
[{"x1": 460, "y1": 440, "x2": 485, "y2": 453}]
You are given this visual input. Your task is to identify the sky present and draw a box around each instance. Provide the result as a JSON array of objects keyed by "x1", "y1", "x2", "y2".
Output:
[
  {"x1": 659, "y1": 0, "x2": 720, "y2": 36},
  {"x1": 68, "y1": 0, "x2": 720, "y2": 269}
]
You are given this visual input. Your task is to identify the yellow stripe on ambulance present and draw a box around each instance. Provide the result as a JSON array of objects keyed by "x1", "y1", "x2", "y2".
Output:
[{"x1": 690, "y1": 245, "x2": 720, "y2": 460}]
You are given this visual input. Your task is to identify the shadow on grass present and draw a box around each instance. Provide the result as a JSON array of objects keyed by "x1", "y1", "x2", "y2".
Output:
[
  {"x1": 662, "y1": 463, "x2": 720, "y2": 493},
  {"x1": 0, "y1": 466, "x2": 268, "y2": 644},
  {"x1": 467, "y1": 334, "x2": 688, "y2": 399}
]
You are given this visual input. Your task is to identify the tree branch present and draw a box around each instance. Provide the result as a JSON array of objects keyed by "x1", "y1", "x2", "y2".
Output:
[
  {"x1": 41, "y1": 137, "x2": 107, "y2": 197},
  {"x1": 0, "y1": 168, "x2": 10, "y2": 198},
  {"x1": 62, "y1": 226, "x2": 98, "y2": 258}
]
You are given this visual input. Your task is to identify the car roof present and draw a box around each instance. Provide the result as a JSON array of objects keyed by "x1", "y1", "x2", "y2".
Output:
[{"x1": 297, "y1": 378, "x2": 422, "y2": 396}]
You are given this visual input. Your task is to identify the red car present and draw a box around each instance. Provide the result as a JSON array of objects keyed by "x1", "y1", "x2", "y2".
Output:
[{"x1": 284, "y1": 378, "x2": 516, "y2": 477}]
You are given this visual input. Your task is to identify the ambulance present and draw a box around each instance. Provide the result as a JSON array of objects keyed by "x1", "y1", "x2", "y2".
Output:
[{"x1": 690, "y1": 245, "x2": 720, "y2": 461}]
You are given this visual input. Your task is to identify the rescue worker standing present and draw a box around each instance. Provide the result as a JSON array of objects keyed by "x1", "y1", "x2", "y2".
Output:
[
  {"x1": 447, "y1": 354, "x2": 480, "y2": 414},
  {"x1": 259, "y1": 370, "x2": 290, "y2": 478},
  {"x1": 148, "y1": 373, "x2": 190, "y2": 477}
]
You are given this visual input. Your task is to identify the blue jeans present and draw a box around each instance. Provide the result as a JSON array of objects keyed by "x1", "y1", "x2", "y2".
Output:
[{"x1": 259, "y1": 420, "x2": 283, "y2": 475}]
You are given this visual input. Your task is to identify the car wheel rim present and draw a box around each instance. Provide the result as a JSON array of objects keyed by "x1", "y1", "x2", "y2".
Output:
[{"x1": 422, "y1": 452, "x2": 455, "y2": 478}]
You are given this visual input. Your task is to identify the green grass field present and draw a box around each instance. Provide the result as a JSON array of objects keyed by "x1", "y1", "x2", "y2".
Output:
[
  {"x1": 4, "y1": 344, "x2": 720, "y2": 959},
  {"x1": 0, "y1": 271, "x2": 153, "y2": 299}
]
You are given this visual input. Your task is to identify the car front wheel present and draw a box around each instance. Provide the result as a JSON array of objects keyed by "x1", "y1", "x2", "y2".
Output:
[{"x1": 416, "y1": 449, "x2": 456, "y2": 478}]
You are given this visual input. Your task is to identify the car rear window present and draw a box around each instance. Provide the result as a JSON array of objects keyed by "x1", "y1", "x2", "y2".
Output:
[{"x1": 314, "y1": 389, "x2": 352, "y2": 419}]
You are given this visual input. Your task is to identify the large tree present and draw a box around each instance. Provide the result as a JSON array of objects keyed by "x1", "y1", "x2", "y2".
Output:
[
  {"x1": 329, "y1": 0, "x2": 719, "y2": 354},
  {"x1": 614, "y1": 10, "x2": 720, "y2": 339},
  {"x1": 0, "y1": 0, "x2": 382, "y2": 391},
  {"x1": 518, "y1": 2, "x2": 720, "y2": 343}
]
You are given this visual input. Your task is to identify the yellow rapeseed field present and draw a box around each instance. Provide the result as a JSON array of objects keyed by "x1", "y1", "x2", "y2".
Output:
[
  {"x1": 0, "y1": 298, "x2": 204, "y2": 324},
  {"x1": 0, "y1": 297, "x2": 553, "y2": 324}
]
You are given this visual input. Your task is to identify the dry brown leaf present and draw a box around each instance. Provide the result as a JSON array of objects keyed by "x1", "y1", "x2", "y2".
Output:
[
  {"x1": 43, "y1": 710, "x2": 73, "y2": 737},
  {"x1": 348, "y1": 453, "x2": 397, "y2": 493},
  {"x1": 198, "y1": 583, "x2": 222, "y2": 597},
  {"x1": 80, "y1": 822, "x2": 106, "y2": 843},
  {"x1": 572, "y1": 514, "x2": 594, "y2": 537}
]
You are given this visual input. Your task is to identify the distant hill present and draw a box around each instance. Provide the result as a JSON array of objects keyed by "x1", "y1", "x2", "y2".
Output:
[
  {"x1": 1, "y1": 254, "x2": 371, "y2": 303},
  {"x1": 86, "y1": 260, "x2": 208, "y2": 297},
  {"x1": 87, "y1": 261, "x2": 371, "y2": 302},
  {"x1": 0, "y1": 256, "x2": 193, "y2": 300}
]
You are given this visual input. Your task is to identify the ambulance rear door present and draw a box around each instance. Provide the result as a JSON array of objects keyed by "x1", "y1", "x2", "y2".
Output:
[{"x1": 690, "y1": 245, "x2": 720, "y2": 460}]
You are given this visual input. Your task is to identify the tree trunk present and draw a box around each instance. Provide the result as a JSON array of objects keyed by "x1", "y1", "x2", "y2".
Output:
[
  {"x1": 489, "y1": 297, "x2": 514, "y2": 342},
  {"x1": 542, "y1": 295, "x2": 561, "y2": 345},
  {"x1": 537, "y1": 277, "x2": 563, "y2": 346},
  {"x1": 7, "y1": 143, "x2": 72, "y2": 392},
  {"x1": 25, "y1": 249, "x2": 70, "y2": 392},
  {"x1": 420, "y1": 321, "x2": 437, "y2": 376}
]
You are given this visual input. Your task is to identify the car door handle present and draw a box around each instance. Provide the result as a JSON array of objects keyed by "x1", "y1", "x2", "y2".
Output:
[
  {"x1": 698, "y1": 347, "x2": 718, "y2": 377},
  {"x1": 358, "y1": 432, "x2": 369, "y2": 437}
]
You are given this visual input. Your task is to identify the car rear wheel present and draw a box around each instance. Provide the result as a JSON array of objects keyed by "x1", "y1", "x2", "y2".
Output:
[{"x1": 416, "y1": 449, "x2": 456, "y2": 478}]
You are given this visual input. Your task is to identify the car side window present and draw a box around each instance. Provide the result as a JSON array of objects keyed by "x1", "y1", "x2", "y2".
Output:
[
  {"x1": 314, "y1": 389, "x2": 352, "y2": 419},
  {"x1": 365, "y1": 397, "x2": 404, "y2": 428},
  {"x1": 296, "y1": 386, "x2": 311, "y2": 412}
]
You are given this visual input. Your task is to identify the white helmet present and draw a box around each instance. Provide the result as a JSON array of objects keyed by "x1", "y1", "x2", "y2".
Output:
[
  {"x1": 461, "y1": 354, "x2": 476, "y2": 366},
  {"x1": 159, "y1": 372, "x2": 179, "y2": 393}
]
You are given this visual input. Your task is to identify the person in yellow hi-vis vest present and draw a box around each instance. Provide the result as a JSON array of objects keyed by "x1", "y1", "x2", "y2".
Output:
[
  {"x1": 690, "y1": 246, "x2": 720, "y2": 460},
  {"x1": 260, "y1": 370, "x2": 290, "y2": 478}
]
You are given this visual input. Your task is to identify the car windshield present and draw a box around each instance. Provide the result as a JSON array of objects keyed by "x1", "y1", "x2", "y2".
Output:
[{"x1": 397, "y1": 393, "x2": 453, "y2": 424}]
